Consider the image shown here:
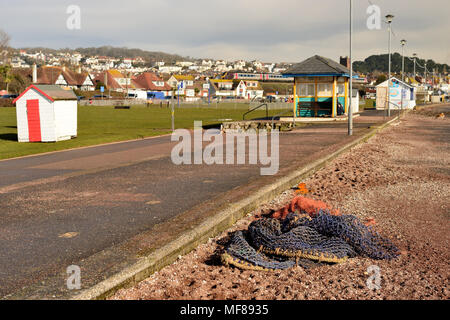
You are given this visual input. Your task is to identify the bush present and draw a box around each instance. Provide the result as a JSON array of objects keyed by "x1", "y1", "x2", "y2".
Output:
[{"x1": 0, "y1": 99, "x2": 14, "y2": 107}]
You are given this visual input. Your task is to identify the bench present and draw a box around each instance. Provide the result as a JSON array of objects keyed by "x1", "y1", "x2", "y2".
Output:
[{"x1": 297, "y1": 101, "x2": 332, "y2": 117}]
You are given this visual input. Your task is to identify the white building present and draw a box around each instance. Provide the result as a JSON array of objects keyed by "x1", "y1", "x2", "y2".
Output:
[
  {"x1": 159, "y1": 65, "x2": 182, "y2": 73},
  {"x1": 176, "y1": 61, "x2": 195, "y2": 67},
  {"x1": 376, "y1": 77, "x2": 416, "y2": 110},
  {"x1": 13, "y1": 85, "x2": 78, "y2": 142}
]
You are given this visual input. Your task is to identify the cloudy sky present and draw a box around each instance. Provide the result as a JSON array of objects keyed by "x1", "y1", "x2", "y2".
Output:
[{"x1": 1, "y1": 0, "x2": 449, "y2": 64}]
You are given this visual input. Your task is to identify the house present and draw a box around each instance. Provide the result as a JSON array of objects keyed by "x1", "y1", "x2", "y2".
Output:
[
  {"x1": 208, "y1": 79, "x2": 235, "y2": 97},
  {"x1": 244, "y1": 80, "x2": 264, "y2": 99},
  {"x1": 176, "y1": 61, "x2": 195, "y2": 67},
  {"x1": 283, "y1": 55, "x2": 356, "y2": 118},
  {"x1": 207, "y1": 79, "x2": 264, "y2": 100},
  {"x1": 13, "y1": 85, "x2": 77, "y2": 142},
  {"x1": 168, "y1": 75, "x2": 195, "y2": 88},
  {"x1": 158, "y1": 65, "x2": 182, "y2": 74},
  {"x1": 132, "y1": 72, "x2": 173, "y2": 99},
  {"x1": 167, "y1": 75, "x2": 195, "y2": 97},
  {"x1": 376, "y1": 77, "x2": 416, "y2": 110},
  {"x1": 195, "y1": 81, "x2": 210, "y2": 99},
  {"x1": 93, "y1": 69, "x2": 134, "y2": 92},
  {"x1": 33, "y1": 65, "x2": 95, "y2": 91}
]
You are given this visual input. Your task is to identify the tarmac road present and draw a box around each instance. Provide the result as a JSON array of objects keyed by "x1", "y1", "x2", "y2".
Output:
[{"x1": 0, "y1": 110, "x2": 395, "y2": 298}]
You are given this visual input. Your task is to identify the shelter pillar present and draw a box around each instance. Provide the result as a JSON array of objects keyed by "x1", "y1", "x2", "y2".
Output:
[
  {"x1": 293, "y1": 81, "x2": 297, "y2": 118},
  {"x1": 332, "y1": 76, "x2": 337, "y2": 118}
]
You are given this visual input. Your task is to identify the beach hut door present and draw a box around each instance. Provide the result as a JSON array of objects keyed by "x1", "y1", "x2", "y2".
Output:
[{"x1": 26, "y1": 99, "x2": 42, "y2": 142}]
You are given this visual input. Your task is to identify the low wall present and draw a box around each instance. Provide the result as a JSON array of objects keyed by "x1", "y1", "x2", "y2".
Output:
[{"x1": 79, "y1": 99, "x2": 148, "y2": 106}]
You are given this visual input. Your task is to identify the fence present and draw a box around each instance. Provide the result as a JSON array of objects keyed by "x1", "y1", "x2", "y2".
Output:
[{"x1": 79, "y1": 98, "x2": 293, "y2": 110}]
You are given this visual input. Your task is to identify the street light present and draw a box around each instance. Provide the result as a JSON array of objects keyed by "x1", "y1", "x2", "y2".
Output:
[
  {"x1": 400, "y1": 39, "x2": 407, "y2": 114},
  {"x1": 401, "y1": 39, "x2": 407, "y2": 82},
  {"x1": 386, "y1": 14, "x2": 394, "y2": 117}
]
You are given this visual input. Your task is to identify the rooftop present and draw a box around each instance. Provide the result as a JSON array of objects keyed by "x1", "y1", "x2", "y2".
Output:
[{"x1": 282, "y1": 55, "x2": 350, "y2": 77}]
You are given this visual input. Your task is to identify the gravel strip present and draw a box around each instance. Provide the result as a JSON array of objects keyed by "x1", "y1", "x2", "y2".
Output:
[{"x1": 111, "y1": 110, "x2": 450, "y2": 300}]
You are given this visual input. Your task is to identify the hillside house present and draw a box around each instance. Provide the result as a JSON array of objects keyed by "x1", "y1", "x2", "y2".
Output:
[
  {"x1": 33, "y1": 65, "x2": 95, "y2": 91},
  {"x1": 93, "y1": 69, "x2": 134, "y2": 92},
  {"x1": 132, "y1": 72, "x2": 172, "y2": 99}
]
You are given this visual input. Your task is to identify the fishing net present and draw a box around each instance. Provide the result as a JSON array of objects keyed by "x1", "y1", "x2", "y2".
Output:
[
  {"x1": 248, "y1": 217, "x2": 356, "y2": 263},
  {"x1": 222, "y1": 197, "x2": 399, "y2": 271},
  {"x1": 222, "y1": 230, "x2": 324, "y2": 271},
  {"x1": 222, "y1": 231, "x2": 296, "y2": 271},
  {"x1": 298, "y1": 211, "x2": 400, "y2": 260}
]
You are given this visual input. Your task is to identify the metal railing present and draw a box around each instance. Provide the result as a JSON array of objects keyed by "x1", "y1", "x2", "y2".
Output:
[
  {"x1": 242, "y1": 103, "x2": 268, "y2": 120},
  {"x1": 387, "y1": 101, "x2": 405, "y2": 119}
]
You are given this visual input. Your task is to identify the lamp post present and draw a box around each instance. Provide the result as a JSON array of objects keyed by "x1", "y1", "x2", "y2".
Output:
[
  {"x1": 400, "y1": 39, "x2": 406, "y2": 113},
  {"x1": 413, "y1": 53, "x2": 417, "y2": 79},
  {"x1": 171, "y1": 88, "x2": 175, "y2": 132},
  {"x1": 386, "y1": 14, "x2": 394, "y2": 117},
  {"x1": 348, "y1": 0, "x2": 353, "y2": 136},
  {"x1": 401, "y1": 40, "x2": 407, "y2": 82}
]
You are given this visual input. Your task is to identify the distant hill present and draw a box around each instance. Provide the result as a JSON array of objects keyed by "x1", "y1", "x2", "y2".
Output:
[
  {"x1": 353, "y1": 53, "x2": 449, "y2": 74},
  {"x1": 17, "y1": 46, "x2": 192, "y2": 65}
]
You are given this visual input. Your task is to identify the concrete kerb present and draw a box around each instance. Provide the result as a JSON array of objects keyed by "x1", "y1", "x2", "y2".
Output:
[{"x1": 72, "y1": 115, "x2": 400, "y2": 300}]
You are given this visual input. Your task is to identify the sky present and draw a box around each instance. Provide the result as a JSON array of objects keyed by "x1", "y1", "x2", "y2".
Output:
[{"x1": 1, "y1": 0, "x2": 449, "y2": 64}]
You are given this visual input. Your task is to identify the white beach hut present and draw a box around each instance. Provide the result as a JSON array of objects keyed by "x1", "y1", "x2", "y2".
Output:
[
  {"x1": 376, "y1": 77, "x2": 416, "y2": 110},
  {"x1": 13, "y1": 84, "x2": 78, "y2": 142}
]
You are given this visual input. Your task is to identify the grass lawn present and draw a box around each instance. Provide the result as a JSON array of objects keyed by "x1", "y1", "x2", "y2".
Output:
[
  {"x1": 0, "y1": 104, "x2": 283, "y2": 160},
  {"x1": 360, "y1": 99, "x2": 376, "y2": 110}
]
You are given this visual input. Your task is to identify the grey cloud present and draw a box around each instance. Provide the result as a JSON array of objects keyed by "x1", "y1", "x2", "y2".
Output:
[{"x1": 0, "y1": 0, "x2": 448, "y2": 63}]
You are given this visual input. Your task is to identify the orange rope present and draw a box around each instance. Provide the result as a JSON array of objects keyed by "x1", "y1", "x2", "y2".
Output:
[{"x1": 270, "y1": 196, "x2": 340, "y2": 220}]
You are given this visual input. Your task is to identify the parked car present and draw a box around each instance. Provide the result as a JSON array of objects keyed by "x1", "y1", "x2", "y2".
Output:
[{"x1": 0, "y1": 94, "x2": 18, "y2": 99}]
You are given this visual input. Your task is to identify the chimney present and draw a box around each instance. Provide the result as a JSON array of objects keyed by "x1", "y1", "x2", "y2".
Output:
[
  {"x1": 340, "y1": 56, "x2": 350, "y2": 69},
  {"x1": 77, "y1": 66, "x2": 82, "y2": 74},
  {"x1": 32, "y1": 63, "x2": 37, "y2": 83},
  {"x1": 62, "y1": 65, "x2": 66, "y2": 72}
]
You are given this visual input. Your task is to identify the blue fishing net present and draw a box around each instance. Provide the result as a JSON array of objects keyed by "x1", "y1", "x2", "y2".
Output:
[
  {"x1": 248, "y1": 217, "x2": 356, "y2": 262},
  {"x1": 298, "y1": 210, "x2": 400, "y2": 260},
  {"x1": 223, "y1": 230, "x2": 296, "y2": 270},
  {"x1": 222, "y1": 210, "x2": 399, "y2": 271}
]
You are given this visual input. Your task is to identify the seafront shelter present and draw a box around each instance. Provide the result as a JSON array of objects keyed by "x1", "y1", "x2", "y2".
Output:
[{"x1": 282, "y1": 55, "x2": 352, "y2": 118}]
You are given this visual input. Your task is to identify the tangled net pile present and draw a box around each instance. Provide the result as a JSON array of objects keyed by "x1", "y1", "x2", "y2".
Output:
[{"x1": 222, "y1": 196, "x2": 399, "y2": 271}]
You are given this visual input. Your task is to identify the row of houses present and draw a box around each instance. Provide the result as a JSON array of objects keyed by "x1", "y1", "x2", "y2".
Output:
[{"x1": 27, "y1": 65, "x2": 269, "y2": 101}]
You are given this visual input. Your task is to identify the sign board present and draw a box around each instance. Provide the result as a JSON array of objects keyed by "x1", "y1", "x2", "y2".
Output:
[
  {"x1": 203, "y1": 84, "x2": 210, "y2": 89},
  {"x1": 100, "y1": 86, "x2": 105, "y2": 93}
]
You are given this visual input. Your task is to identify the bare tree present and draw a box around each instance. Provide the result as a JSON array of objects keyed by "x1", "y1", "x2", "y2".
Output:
[{"x1": 0, "y1": 29, "x2": 10, "y2": 64}]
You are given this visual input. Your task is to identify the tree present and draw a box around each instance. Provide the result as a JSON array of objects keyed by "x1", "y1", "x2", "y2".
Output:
[
  {"x1": 375, "y1": 74, "x2": 387, "y2": 85},
  {"x1": 0, "y1": 65, "x2": 13, "y2": 92},
  {"x1": 0, "y1": 29, "x2": 10, "y2": 64},
  {"x1": 9, "y1": 71, "x2": 31, "y2": 93},
  {"x1": 95, "y1": 80, "x2": 105, "y2": 90}
]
